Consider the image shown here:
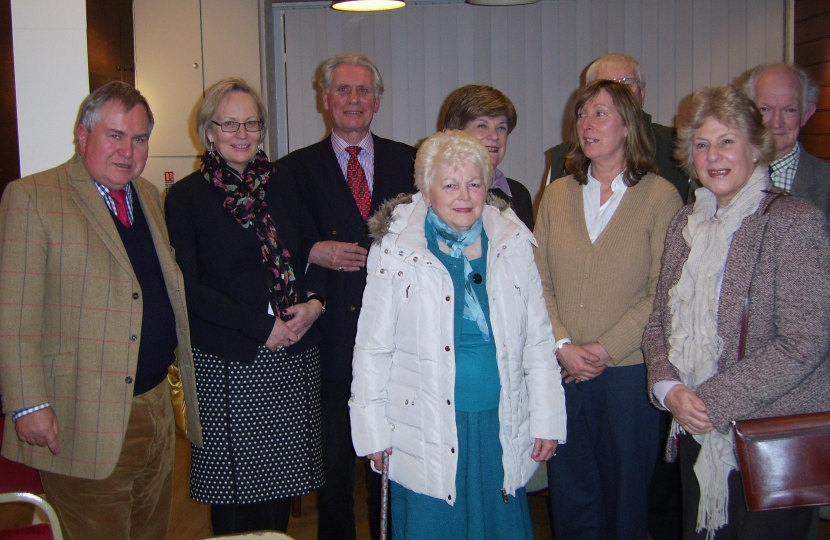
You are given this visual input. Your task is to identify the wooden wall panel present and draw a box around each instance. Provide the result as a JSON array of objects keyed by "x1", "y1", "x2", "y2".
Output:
[
  {"x1": 0, "y1": 0, "x2": 19, "y2": 195},
  {"x1": 795, "y1": 0, "x2": 830, "y2": 164},
  {"x1": 273, "y1": 0, "x2": 786, "y2": 197}
]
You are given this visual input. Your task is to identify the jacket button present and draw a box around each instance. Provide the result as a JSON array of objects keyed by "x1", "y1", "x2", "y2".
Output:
[
  {"x1": 350, "y1": 305, "x2": 357, "y2": 312},
  {"x1": 397, "y1": 271, "x2": 403, "y2": 277},
  {"x1": 451, "y1": 447, "x2": 455, "y2": 453},
  {"x1": 447, "y1": 399, "x2": 451, "y2": 405},
  {"x1": 332, "y1": 230, "x2": 338, "y2": 236},
  {"x1": 125, "y1": 376, "x2": 133, "y2": 384},
  {"x1": 405, "y1": 399, "x2": 409, "y2": 405},
  {"x1": 384, "y1": 248, "x2": 390, "y2": 254},
  {"x1": 390, "y1": 423, "x2": 395, "y2": 430},
  {"x1": 130, "y1": 334, "x2": 138, "y2": 342},
  {"x1": 413, "y1": 256, "x2": 418, "y2": 262},
  {"x1": 445, "y1": 345, "x2": 450, "y2": 352},
  {"x1": 132, "y1": 292, "x2": 139, "y2": 300},
  {"x1": 398, "y1": 250, "x2": 404, "y2": 256},
  {"x1": 380, "y1": 269, "x2": 386, "y2": 274},
  {"x1": 445, "y1": 296, "x2": 451, "y2": 301},
  {"x1": 448, "y1": 495, "x2": 452, "y2": 501}
]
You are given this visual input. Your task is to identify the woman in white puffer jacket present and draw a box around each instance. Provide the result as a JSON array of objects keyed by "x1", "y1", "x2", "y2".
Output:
[{"x1": 349, "y1": 130, "x2": 566, "y2": 540}]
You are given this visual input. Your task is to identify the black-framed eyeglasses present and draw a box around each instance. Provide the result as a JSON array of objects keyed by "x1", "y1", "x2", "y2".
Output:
[{"x1": 212, "y1": 120, "x2": 264, "y2": 133}]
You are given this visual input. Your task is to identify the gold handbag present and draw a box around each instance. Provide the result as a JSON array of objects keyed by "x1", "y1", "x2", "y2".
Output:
[{"x1": 167, "y1": 364, "x2": 188, "y2": 439}]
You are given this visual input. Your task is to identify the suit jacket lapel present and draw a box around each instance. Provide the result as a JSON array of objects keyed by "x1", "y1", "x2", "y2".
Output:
[
  {"x1": 790, "y1": 151, "x2": 811, "y2": 200},
  {"x1": 317, "y1": 137, "x2": 369, "y2": 238},
  {"x1": 66, "y1": 158, "x2": 136, "y2": 281}
]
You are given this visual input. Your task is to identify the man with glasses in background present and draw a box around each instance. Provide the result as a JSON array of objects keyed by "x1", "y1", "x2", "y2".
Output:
[{"x1": 546, "y1": 53, "x2": 690, "y2": 203}]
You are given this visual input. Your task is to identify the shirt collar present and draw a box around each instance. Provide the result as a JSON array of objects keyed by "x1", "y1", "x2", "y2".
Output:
[
  {"x1": 587, "y1": 165, "x2": 626, "y2": 191},
  {"x1": 491, "y1": 168, "x2": 511, "y2": 197},
  {"x1": 331, "y1": 131, "x2": 374, "y2": 158},
  {"x1": 771, "y1": 142, "x2": 801, "y2": 171}
]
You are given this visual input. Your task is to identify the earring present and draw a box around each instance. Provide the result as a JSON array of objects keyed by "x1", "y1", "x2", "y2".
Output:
[{"x1": 208, "y1": 141, "x2": 216, "y2": 156}]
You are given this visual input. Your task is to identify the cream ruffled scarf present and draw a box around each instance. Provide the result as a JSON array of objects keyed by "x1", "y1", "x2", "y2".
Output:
[{"x1": 666, "y1": 166, "x2": 770, "y2": 539}]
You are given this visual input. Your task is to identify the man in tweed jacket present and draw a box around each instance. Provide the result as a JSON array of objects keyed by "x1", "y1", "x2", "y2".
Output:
[{"x1": 0, "y1": 82, "x2": 200, "y2": 540}]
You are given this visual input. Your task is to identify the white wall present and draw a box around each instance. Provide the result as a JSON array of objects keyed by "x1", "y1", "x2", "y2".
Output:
[
  {"x1": 272, "y1": 0, "x2": 785, "y2": 198},
  {"x1": 12, "y1": 0, "x2": 89, "y2": 176}
]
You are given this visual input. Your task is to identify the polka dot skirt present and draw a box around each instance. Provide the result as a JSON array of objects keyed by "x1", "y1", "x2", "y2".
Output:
[{"x1": 190, "y1": 345, "x2": 324, "y2": 504}]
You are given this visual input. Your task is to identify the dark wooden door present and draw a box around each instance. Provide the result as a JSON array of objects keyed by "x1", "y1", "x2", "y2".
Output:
[
  {"x1": 795, "y1": 0, "x2": 830, "y2": 162},
  {"x1": 87, "y1": 0, "x2": 135, "y2": 91},
  {"x1": 0, "y1": 0, "x2": 19, "y2": 196}
]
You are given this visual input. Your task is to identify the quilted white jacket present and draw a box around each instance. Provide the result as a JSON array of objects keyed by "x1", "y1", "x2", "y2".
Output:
[{"x1": 349, "y1": 193, "x2": 566, "y2": 505}]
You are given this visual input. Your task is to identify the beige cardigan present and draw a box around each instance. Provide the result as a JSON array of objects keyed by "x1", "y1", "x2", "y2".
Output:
[{"x1": 534, "y1": 173, "x2": 682, "y2": 367}]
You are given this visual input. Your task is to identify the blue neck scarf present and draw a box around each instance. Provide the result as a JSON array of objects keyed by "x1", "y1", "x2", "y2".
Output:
[{"x1": 426, "y1": 208, "x2": 490, "y2": 341}]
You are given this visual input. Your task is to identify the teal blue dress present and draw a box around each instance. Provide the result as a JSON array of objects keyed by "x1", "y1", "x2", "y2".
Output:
[{"x1": 389, "y1": 225, "x2": 534, "y2": 540}]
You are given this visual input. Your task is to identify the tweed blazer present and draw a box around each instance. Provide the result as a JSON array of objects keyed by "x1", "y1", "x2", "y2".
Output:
[
  {"x1": 643, "y1": 190, "x2": 830, "y2": 433},
  {"x1": 0, "y1": 157, "x2": 201, "y2": 479},
  {"x1": 791, "y1": 149, "x2": 830, "y2": 221}
]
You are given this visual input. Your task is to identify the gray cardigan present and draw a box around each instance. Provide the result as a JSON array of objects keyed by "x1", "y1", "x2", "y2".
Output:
[{"x1": 643, "y1": 190, "x2": 830, "y2": 435}]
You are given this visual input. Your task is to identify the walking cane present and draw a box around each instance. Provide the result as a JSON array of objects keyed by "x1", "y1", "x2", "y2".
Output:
[{"x1": 380, "y1": 452, "x2": 390, "y2": 540}]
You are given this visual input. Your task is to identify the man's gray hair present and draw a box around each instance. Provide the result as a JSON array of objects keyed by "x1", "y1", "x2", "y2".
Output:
[
  {"x1": 317, "y1": 54, "x2": 384, "y2": 98},
  {"x1": 741, "y1": 63, "x2": 820, "y2": 120},
  {"x1": 586, "y1": 53, "x2": 646, "y2": 87},
  {"x1": 75, "y1": 81, "x2": 154, "y2": 144}
]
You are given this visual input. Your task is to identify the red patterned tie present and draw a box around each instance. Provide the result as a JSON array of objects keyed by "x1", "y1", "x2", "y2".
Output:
[
  {"x1": 110, "y1": 189, "x2": 131, "y2": 228},
  {"x1": 346, "y1": 146, "x2": 371, "y2": 220}
]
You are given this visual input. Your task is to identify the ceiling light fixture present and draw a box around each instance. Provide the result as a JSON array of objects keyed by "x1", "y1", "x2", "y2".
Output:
[{"x1": 331, "y1": 0, "x2": 405, "y2": 11}]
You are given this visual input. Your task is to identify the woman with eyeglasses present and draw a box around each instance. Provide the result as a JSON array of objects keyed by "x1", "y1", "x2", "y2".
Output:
[{"x1": 165, "y1": 77, "x2": 325, "y2": 535}]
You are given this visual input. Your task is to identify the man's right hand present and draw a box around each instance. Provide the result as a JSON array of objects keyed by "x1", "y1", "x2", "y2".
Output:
[
  {"x1": 309, "y1": 241, "x2": 368, "y2": 272},
  {"x1": 15, "y1": 407, "x2": 60, "y2": 455}
]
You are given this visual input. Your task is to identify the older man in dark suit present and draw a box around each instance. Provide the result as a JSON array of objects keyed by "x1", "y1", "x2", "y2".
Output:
[
  {"x1": 0, "y1": 82, "x2": 200, "y2": 540},
  {"x1": 277, "y1": 54, "x2": 415, "y2": 540},
  {"x1": 742, "y1": 63, "x2": 830, "y2": 219}
]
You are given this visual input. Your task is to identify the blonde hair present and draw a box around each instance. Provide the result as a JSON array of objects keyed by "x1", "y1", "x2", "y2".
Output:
[
  {"x1": 415, "y1": 130, "x2": 494, "y2": 194},
  {"x1": 675, "y1": 85, "x2": 775, "y2": 179},
  {"x1": 196, "y1": 78, "x2": 268, "y2": 149}
]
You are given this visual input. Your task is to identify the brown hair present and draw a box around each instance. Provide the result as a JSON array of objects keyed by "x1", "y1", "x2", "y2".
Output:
[
  {"x1": 565, "y1": 79, "x2": 656, "y2": 186},
  {"x1": 442, "y1": 85, "x2": 517, "y2": 134}
]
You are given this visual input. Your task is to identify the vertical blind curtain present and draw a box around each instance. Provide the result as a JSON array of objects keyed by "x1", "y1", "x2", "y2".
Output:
[{"x1": 272, "y1": 0, "x2": 784, "y2": 197}]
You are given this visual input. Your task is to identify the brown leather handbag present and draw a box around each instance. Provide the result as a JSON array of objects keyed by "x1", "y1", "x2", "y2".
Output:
[
  {"x1": 732, "y1": 191, "x2": 830, "y2": 511},
  {"x1": 733, "y1": 412, "x2": 830, "y2": 511}
]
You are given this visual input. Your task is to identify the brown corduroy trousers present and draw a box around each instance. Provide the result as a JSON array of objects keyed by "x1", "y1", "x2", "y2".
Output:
[{"x1": 41, "y1": 380, "x2": 175, "y2": 540}]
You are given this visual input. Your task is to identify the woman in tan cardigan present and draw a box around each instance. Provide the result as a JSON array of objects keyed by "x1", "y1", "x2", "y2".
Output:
[{"x1": 534, "y1": 79, "x2": 682, "y2": 539}]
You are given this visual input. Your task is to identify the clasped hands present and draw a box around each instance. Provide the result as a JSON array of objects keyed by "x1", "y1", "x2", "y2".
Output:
[
  {"x1": 557, "y1": 342, "x2": 610, "y2": 384},
  {"x1": 310, "y1": 240, "x2": 367, "y2": 273},
  {"x1": 265, "y1": 299, "x2": 323, "y2": 351}
]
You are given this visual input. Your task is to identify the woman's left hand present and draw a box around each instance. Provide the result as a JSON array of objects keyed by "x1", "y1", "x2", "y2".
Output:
[
  {"x1": 531, "y1": 438, "x2": 558, "y2": 462},
  {"x1": 284, "y1": 300, "x2": 324, "y2": 342}
]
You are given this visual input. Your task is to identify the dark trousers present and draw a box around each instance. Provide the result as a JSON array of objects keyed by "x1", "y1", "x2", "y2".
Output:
[
  {"x1": 210, "y1": 499, "x2": 291, "y2": 535},
  {"x1": 678, "y1": 434, "x2": 814, "y2": 540},
  {"x1": 648, "y1": 410, "x2": 683, "y2": 540},
  {"x1": 318, "y1": 379, "x2": 384, "y2": 540},
  {"x1": 548, "y1": 364, "x2": 660, "y2": 540}
]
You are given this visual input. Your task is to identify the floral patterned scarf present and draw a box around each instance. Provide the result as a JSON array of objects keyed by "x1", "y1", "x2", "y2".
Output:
[{"x1": 201, "y1": 149, "x2": 298, "y2": 320}]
